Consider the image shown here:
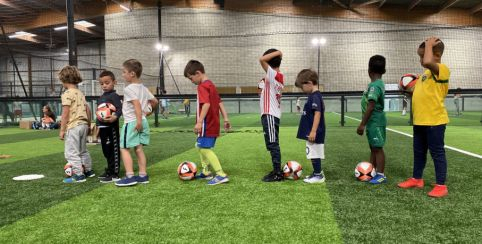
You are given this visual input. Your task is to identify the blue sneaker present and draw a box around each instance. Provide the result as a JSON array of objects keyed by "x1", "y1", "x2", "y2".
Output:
[
  {"x1": 136, "y1": 175, "x2": 150, "y2": 184},
  {"x1": 63, "y1": 174, "x2": 86, "y2": 183},
  {"x1": 207, "y1": 175, "x2": 229, "y2": 185},
  {"x1": 369, "y1": 174, "x2": 387, "y2": 184},
  {"x1": 115, "y1": 176, "x2": 138, "y2": 187},
  {"x1": 195, "y1": 172, "x2": 214, "y2": 180},
  {"x1": 84, "y1": 170, "x2": 96, "y2": 178}
]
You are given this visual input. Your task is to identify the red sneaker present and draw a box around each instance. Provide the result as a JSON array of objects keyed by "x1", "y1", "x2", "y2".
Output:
[
  {"x1": 428, "y1": 184, "x2": 448, "y2": 198},
  {"x1": 398, "y1": 178, "x2": 424, "y2": 189}
]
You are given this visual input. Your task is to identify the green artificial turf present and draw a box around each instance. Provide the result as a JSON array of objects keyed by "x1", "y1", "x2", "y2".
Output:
[{"x1": 0, "y1": 113, "x2": 480, "y2": 243}]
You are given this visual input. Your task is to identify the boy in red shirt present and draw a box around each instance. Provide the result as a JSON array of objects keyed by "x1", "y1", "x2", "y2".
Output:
[{"x1": 184, "y1": 60, "x2": 231, "y2": 185}]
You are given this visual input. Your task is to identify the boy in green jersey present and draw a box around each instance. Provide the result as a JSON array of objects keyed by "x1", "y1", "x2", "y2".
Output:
[{"x1": 357, "y1": 55, "x2": 387, "y2": 184}]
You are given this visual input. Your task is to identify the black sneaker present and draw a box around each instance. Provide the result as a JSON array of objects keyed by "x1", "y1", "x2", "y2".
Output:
[
  {"x1": 262, "y1": 171, "x2": 284, "y2": 182},
  {"x1": 100, "y1": 176, "x2": 113, "y2": 183},
  {"x1": 98, "y1": 172, "x2": 109, "y2": 179},
  {"x1": 84, "y1": 170, "x2": 96, "y2": 178}
]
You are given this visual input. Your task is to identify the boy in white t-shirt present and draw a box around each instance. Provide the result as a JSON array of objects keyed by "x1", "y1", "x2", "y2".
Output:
[{"x1": 115, "y1": 59, "x2": 158, "y2": 187}]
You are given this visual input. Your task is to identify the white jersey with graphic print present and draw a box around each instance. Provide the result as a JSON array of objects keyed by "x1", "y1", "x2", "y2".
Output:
[{"x1": 259, "y1": 66, "x2": 284, "y2": 118}]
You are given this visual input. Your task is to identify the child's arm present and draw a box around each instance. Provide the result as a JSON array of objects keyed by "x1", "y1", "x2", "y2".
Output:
[
  {"x1": 219, "y1": 102, "x2": 231, "y2": 132},
  {"x1": 422, "y1": 37, "x2": 441, "y2": 76},
  {"x1": 357, "y1": 101, "x2": 375, "y2": 136},
  {"x1": 259, "y1": 50, "x2": 282, "y2": 72},
  {"x1": 131, "y1": 100, "x2": 143, "y2": 132},
  {"x1": 194, "y1": 103, "x2": 210, "y2": 134},
  {"x1": 308, "y1": 111, "x2": 321, "y2": 143},
  {"x1": 59, "y1": 105, "x2": 70, "y2": 140},
  {"x1": 85, "y1": 104, "x2": 92, "y2": 135}
]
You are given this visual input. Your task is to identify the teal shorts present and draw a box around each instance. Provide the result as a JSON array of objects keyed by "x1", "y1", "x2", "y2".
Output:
[
  {"x1": 120, "y1": 118, "x2": 150, "y2": 149},
  {"x1": 366, "y1": 125, "x2": 386, "y2": 148}
]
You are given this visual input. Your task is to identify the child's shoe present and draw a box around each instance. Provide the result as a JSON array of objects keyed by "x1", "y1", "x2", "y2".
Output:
[
  {"x1": 262, "y1": 171, "x2": 284, "y2": 182},
  {"x1": 207, "y1": 175, "x2": 229, "y2": 185},
  {"x1": 369, "y1": 174, "x2": 387, "y2": 184},
  {"x1": 136, "y1": 175, "x2": 150, "y2": 184},
  {"x1": 115, "y1": 176, "x2": 137, "y2": 187},
  {"x1": 196, "y1": 172, "x2": 214, "y2": 180},
  {"x1": 63, "y1": 174, "x2": 86, "y2": 183},
  {"x1": 84, "y1": 170, "x2": 96, "y2": 178},
  {"x1": 303, "y1": 174, "x2": 325, "y2": 184},
  {"x1": 100, "y1": 175, "x2": 114, "y2": 183},
  {"x1": 98, "y1": 171, "x2": 109, "y2": 179},
  {"x1": 398, "y1": 178, "x2": 424, "y2": 189},
  {"x1": 428, "y1": 184, "x2": 448, "y2": 198}
]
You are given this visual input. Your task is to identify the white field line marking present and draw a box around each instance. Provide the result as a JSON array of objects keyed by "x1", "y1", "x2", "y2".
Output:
[{"x1": 333, "y1": 112, "x2": 482, "y2": 159}]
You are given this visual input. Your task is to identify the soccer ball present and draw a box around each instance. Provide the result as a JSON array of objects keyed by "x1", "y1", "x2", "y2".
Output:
[
  {"x1": 177, "y1": 161, "x2": 197, "y2": 181},
  {"x1": 354, "y1": 162, "x2": 376, "y2": 182},
  {"x1": 64, "y1": 162, "x2": 73, "y2": 177},
  {"x1": 96, "y1": 103, "x2": 116, "y2": 121},
  {"x1": 283, "y1": 161, "x2": 303, "y2": 180},
  {"x1": 399, "y1": 74, "x2": 418, "y2": 93}
]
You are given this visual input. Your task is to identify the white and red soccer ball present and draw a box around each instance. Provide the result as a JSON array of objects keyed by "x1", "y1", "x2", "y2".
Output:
[
  {"x1": 96, "y1": 103, "x2": 116, "y2": 121},
  {"x1": 354, "y1": 162, "x2": 376, "y2": 182},
  {"x1": 399, "y1": 74, "x2": 418, "y2": 93},
  {"x1": 283, "y1": 161, "x2": 303, "y2": 180},
  {"x1": 177, "y1": 161, "x2": 198, "y2": 181}
]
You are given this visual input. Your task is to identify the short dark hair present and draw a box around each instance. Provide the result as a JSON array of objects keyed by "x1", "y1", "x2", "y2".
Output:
[
  {"x1": 295, "y1": 69, "x2": 318, "y2": 88},
  {"x1": 419, "y1": 40, "x2": 444, "y2": 55},
  {"x1": 99, "y1": 70, "x2": 116, "y2": 81},
  {"x1": 368, "y1": 55, "x2": 386, "y2": 75},
  {"x1": 123, "y1": 59, "x2": 143, "y2": 78},
  {"x1": 263, "y1": 48, "x2": 282, "y2": 68},
  {"x1": 58, "y1": 65, "x2": 82, "y2": 84},
  {"x1": 184, "y1": 60, "x2": 205, "y2": 77}
]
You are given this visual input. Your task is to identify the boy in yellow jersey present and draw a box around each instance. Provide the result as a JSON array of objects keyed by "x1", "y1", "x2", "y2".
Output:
[{"x1": 398, "y1": 37, "x2": 450, "y2": 198}]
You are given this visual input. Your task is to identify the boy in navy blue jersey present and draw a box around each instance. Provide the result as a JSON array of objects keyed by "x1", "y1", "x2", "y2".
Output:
[
  {"x1": 96, "y1": 70, "x2": 122, "y2": 183},
  {"x1": 295, "y1": 69, "x2": 326, "y2": 184}
]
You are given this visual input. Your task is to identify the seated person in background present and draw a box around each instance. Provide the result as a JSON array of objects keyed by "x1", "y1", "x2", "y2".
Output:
[{"x1": 41, "y1": 105, "x2": 56, "y2": 129}]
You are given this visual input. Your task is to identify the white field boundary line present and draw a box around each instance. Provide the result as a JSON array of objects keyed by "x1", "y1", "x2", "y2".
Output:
[{"x1": 333, "y1": 112, "x2": 482, "y2": 159}]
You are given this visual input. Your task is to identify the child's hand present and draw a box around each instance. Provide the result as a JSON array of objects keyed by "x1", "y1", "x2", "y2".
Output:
[
  {"x1": 357, "y1": 124, "x2": 365, "y2": 136},
  {"x1": 59, "y1": 130, "x2": 65, "y2": 140},
  {"x1": 224, "y1": 120, "x2": 231, "y2": 132},
  {"x1": 194, "y1": 122, "x2": 202, "y2": 134},
  {"x1": 135, "y1": 121, "x2": 143, "y2": 132},
  {"x1": 308, "y1": 131, "x2": 316, "y2": 143},
  {"x1": 425, "y1": 37, "x2": 441, "y2": 47}
]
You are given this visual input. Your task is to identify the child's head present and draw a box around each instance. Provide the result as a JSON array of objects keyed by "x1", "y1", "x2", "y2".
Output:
[
  {"x1": 295, "y1": 69, "x2": 318, "y2": 93},
  {"x1": 417, "y1": 39, "x2": 444, "y2": 65},
  {"x1": 184, "y1": 60, "x2": 205, "y2": 85},
  {"x1": 263, "y1": 48, "x2": 282, "y2": 68},
  {"x1": 99, "y1": 70, "x2": 116, "y2": 92},
  {"x1": 368, "y1": 55, "x2": 386, "y2": 78},
  {"x1": 42, "y1": 105, "x2": 52, "y2": 113},
  {"x1": 58, "y1": 66, "x2": 82, "y2": 87},
  {"x1": 122, "y1": 59, "x2": 142, "y2": 82}
]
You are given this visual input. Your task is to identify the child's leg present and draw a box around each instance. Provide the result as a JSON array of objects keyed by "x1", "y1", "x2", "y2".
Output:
[
  {"x1": 311, "y1": 158, "x2": 322, "y2": 175},
  {"x1": 427, "y1": 125, "x2": 447, "y2": 185},
  {"x1": 199, "y1": 148, "x2": 226, "y2": 177},
  {"x1": 412, "y1": 126, "x2": 428, "y2": 179},
  {"x1": 64, "y1": 126, "x2": 83, "y2": 176},
  {"x1": 197, "y1": 148, "x2": 211, "y2": 175},
  {"x1": 307, "y1": 142, "x2": 325, "y2": 175},
  {"x1": 79, "y1": 124, "x2": 92, "y2": 171},
  {"x1": 121, "y1": 149, "x2": 134, "y2": 177},
  {"x1": 373, "y1": 147, "x2": 385, "y2": 174},
  {"x1": 135, "y1": 145, "x2": 147, "y2": 176},
  {"x1": 261, "y1": 115, "x2": 282, "y2": 172},
  {"x1": 370, "y1": 147, "x2": 377, "y2": 170}
]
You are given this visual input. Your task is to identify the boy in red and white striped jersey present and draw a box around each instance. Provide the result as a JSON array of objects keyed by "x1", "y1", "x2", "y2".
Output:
[{"x1": 258, "y1": 48, "x2": 285, "y2": 182}]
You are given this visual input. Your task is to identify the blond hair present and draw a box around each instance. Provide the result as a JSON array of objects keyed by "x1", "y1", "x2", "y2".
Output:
[{"x1": 58, "y1": 65, "x2": 82, "y2": 84}]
